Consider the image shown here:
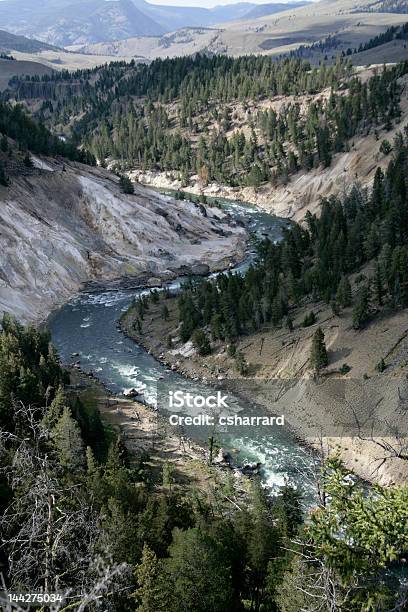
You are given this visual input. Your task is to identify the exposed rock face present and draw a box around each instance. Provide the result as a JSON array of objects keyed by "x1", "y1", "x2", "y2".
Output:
[{"x1": 0, "y1": 159, "x2": 246, "y2": 323}]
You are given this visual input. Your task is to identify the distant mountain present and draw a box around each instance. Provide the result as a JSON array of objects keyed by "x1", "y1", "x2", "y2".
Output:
[
  {"x1": 209, "y1": 3, "x2": 260, "y2": 22},
  {"x1": 0, "y1": 0, "x2": 166, "y2": 46},
  {"x1": 0, "y1": 29, "x2": 60, "y2": 53},
  {"x1": 243, "y1": 1, "x2": 309, "y2": 20},
  {"x1": 0, "y1": 0, "x2": 314, "y2": 47},
  {"x1": 141, "y1": 2, "x2": 256, "y2": 31},
  {"x1": 76, "y1": 0, "x2": 408, "y2": 61}
]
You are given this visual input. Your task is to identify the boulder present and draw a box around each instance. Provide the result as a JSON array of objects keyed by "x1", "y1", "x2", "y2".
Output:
[
  {"x1": 191, "y1": 263, "x2": 210, "y2": 275},
  {"x1": 123, "y1": 388, "x2": 138, "y2": 398},
  {"x1": 241, "y1": 462, "x2": 262, "y2": 476},
  {"x1": 214, "y1": 448, "x2": 233, "y2": 465}
]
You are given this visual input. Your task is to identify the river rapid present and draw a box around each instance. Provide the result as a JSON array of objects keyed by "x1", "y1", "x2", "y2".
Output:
[{"x1": 48, "y1": 197, "x2": 316, "y2": 504}]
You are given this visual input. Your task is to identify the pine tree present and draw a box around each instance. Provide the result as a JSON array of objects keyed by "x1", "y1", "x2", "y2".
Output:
[
  {"x1": 165, "y1": 527, "x2": 234, "y2": 612},
  {"x1": 162, "y1": 461, "x2": 174, "y2": 489},
  {"x1": 23, "y1": 152, "x2": 33, "y2": 168},
  {"x1": 133, "y1": 544, "x2": 168, "y2": 612},
  {"x1": 42, "y1": 384, "x2": 66, "y2": 429},
  {"x1": 310, "y1": 327, "x2": 328, "y2": 371},
  {"x1": 336, "y1": 276, "x2": 352, "y2": 308},
  {"x1": 352, "y1": 285, "x2": 371, "y2": 329},
  {"x1": 0, "y1": 134, "x2": 8, "y2": 152},
  {"x1": 0, "y1": 160, "x2": 8, "y2": 186},
  {"x1": 53, "y1": 406, "x2": 86, "y2": 472},
  {"x1": 373, "y1": 263, "x2": 384, "y2": 306},
  {"x1": 119, "y1": 174, "x2": 134, "y2": 194},
  {"x1": 192, "y1": 329, "x2": 211, "y2": 356}
]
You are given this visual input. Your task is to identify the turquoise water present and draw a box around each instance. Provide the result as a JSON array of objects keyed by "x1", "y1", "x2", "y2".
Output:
[{"x1": 48, "y1": 198, "x2": 316, "y2": 503}]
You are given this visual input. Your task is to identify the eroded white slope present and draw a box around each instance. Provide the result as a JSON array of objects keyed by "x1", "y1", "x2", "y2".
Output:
[{"x1": 0, "y1": 161, "x2": 246, "y2": 323}]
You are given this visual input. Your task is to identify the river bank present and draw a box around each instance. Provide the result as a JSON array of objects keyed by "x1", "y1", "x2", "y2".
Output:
[
  {"x1": 120, "y1": 294, "x2": 408, "y2": 487},
  {"x1": 69, "y1": 366, "x2": 254, "y2": 497}
]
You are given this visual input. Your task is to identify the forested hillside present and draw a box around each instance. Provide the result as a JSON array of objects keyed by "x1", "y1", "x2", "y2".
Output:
[
  {"x1": 0, "y1": 100, "x2": 95, "y2": 166},
  {"x1": 176, "y1": 129, "x2": 408, "y2": 347},
  {"x1": 7, "y1": 55, "x2": 408, "y2": 190}
]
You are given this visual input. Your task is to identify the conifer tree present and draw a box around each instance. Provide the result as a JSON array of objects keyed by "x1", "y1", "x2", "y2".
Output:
[
  {"x1": 0, "y1": 160, "x2": 8, "y2": 186},
  {"x1": 352, "y1": 285, "x2": 371, "y2": 329},
  {"x1": 133, "y1": 544, "x2": 168, "y2": 612},
  {"x1": 42, "y1": 384, "x2": 66, "y2": 429},
  {"x1": 53, "y1": 406, "x2": 86, "y2": 472},
  {"x1": 310, "y1": 327, "x2": 328, "y2": 371},
  {"x1": 119, "y1": 174, "x2": 134, "y2": 194},
  {"x1": 336, "y1": 276, "x2": 352, "y2": 308}
]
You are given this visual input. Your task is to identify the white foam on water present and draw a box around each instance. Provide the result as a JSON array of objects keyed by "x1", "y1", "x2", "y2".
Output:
[
  {"x1": 111, "y1": 362, "x2": 142, "y2": 385},
  {"x1": 263, "y1": 471, "x2": 288, "y2": 491},
  {"x1": 75, "y1": 291, "x2": 131, "y2": 307}
]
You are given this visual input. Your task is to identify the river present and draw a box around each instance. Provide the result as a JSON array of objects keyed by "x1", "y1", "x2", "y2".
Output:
[{"x1": 48, "y1": 197, "x2": 316, "y2": 504}]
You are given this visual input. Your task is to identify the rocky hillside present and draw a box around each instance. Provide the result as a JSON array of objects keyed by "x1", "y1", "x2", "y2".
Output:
[{"x1": 0, "y1": 156, "x2": 246, "y2": 323}]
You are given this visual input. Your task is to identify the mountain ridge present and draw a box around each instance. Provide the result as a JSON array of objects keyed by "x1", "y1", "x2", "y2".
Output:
[{"x1": 0, "y1": 0, "x2": 315, "y2": 45}]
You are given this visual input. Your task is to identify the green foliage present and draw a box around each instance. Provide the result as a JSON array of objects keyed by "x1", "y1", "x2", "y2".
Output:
[
  {"x1": 164, "y1": 527, "x2": 235, "y2": 612},
  {"x1": 23, "y1": 151, "x2": 33, "y2": 167},
  {"x1": 337, "y1": 275, "x2": 352, "y2": 308},
  {"x1": 17, "y1": 56, "x2": 408, "y2": 189},
  {"x1": 302, "y1": 311, "x2": 316, "y2": 327},
  {"x1": 227, "y1": 343, "x2": 237, "y2": 357},
  {"x1": 162, "y1": 461, "x2": 174, "y2": 489},
  {"x1": 310, "y1": 327, "x2": 329, "y2": 371},
  {"x1": 0, "y1": 160, "x2": 8, "y2": 185},
  {"x1": 52, "y1": 406, "x2": 86, "y2": 472},
  {"x1": 0, "y1": 314, "x2": 66, "y2": 423},
  {"x1": 133, "y1": 544, "x2": 169, "y2": 612},
  {"x1": 119, "y1": 174, "x2": 134, "y2": 194},
  {"x1": 192, "y1": 329, "x2": 211, "y2": 356},
  {"x1": 175, "y1": 131, "x2": 408, "y2": 386},
  {"x1": 376, "y1": 357, "x2": 386, "y2": 372},
  {"x1": 306, "y1": 458, "x2": 408, "y2": 606},
  {"x1": 0, "y1": 101, "x2": 94, "y2": 164},
  {"x1": 0, "y1": 134, "x2": 8, "y2": 152},
  {"x1": 352, "y1": 285, "x2": 371, "y2": 329},
  {"x1": 1, "y1": 320, "x2": 406, "y2": 610},
  {"x1": 339, "y1": 363, "x2": 351, "y2": 375},
  {"x1": 42, "y1": 384, "x2": 66, "y2": 429},
  {"x1": 235, "y1": 350, "x2": 248, "y2": 375},
  {"x1": 380, "y1": 139, "x2": 392, "y2": 155}
]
